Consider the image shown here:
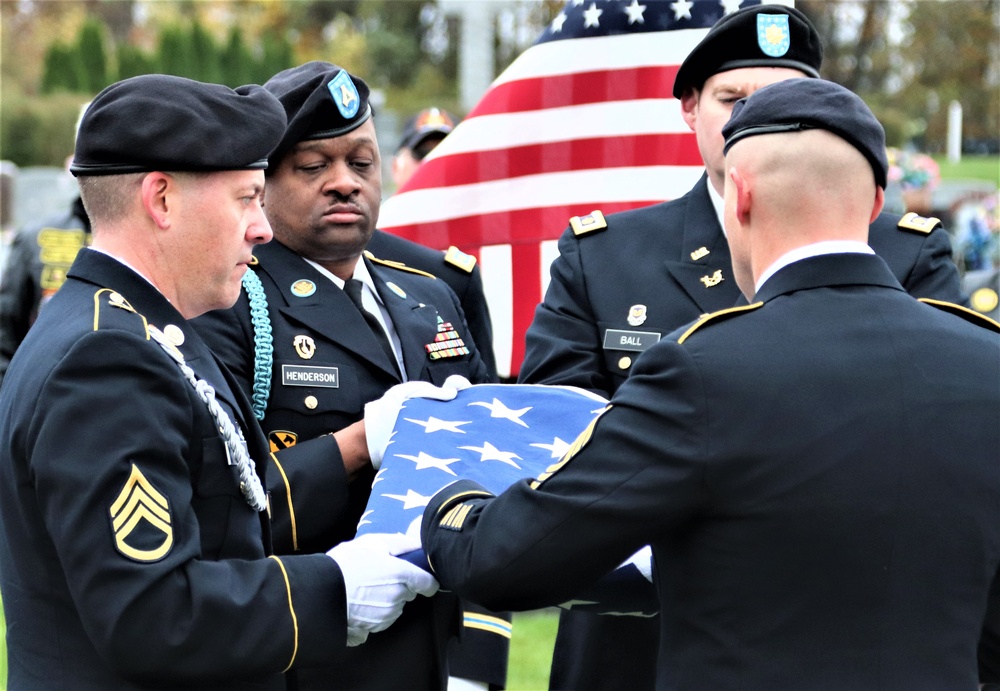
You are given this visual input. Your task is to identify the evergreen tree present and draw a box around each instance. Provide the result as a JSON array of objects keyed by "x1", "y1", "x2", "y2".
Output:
[
  {"x1": 220, "y1": 27, "x2": 255, "y2": 87},
  {"x1": 256, "y1": 33, "x2": 295, "y2": 85},
  {"x1": 189, "y1": 18, "x2": 221, "y2": 83},
  {"x1": 158, "y1": 24, "x2": 193, "y2": 78},
  {"x1": 116, "y1": 43, "x2": 156, "y2": 82},
  {"x1": 77, "y1": 17, "x2": 110, "y2": 94},
  {"x1": 40, "y1": 43, "x2": 87, "y2": 94}
]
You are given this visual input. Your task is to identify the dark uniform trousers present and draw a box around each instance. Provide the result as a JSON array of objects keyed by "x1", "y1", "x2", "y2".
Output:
[
  {"x1": 518, "y1": 174, "x2": 970, "y2": 690},
  {"x1": 0, "y1": 196, "x2": 90, "y2": 386},
  {"x1": 194, "y1": 239, "x2": 509, "y2": 690},
  {"x1": 367, "y1": 229, "x2": 499, "y2": 383},
  {"x1": 430, "y1": 253, "x2": 1000, "y2": 690},
  {"x1": 0, "y1": 249, "x2": 347, "y2": 690}
]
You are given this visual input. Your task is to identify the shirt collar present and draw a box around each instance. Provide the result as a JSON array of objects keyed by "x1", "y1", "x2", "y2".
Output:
[
  {"x1": 707, "y1": 180, "x2": 727, "y2": 239},
  {"x1": 756, "y1": 241, "x2": 875, "y2": 294},
  {"x1": 304, "y1": 256, "x2": 384, "y2": 305}
]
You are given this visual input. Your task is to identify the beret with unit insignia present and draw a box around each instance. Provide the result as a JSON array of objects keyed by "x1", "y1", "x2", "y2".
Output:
[
  {"x1": 264, "y1": 61, "x2": 372, "y2": 169},
  {"x1": 672, "y1": 4, "x2": 823, "y2": 99}
]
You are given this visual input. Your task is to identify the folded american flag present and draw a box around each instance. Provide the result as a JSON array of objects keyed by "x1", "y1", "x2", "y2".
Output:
[
  {"x1": 358, "y1": 383, "x2": 657, "y2": 615},
  {"x1": 357, "y1": 383, "x2": 608, "y2": 537}
]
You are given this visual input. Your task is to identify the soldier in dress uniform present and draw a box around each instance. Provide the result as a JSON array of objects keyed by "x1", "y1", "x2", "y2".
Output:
[
  {"x1": 192, "y1": 62, "x2": 509, "y2": 691},
  {"x1": 0, "y1": 74, "x2": 438, "y2": 690},
  {"x1": 421, "y1": 77, "x2": 1000, "y2": 691},
  {"x1": 368, "y1": 106, "x2": 499, "y2": 382},
  {"x1": 517, "y1": 6, "x2": 969, "y2": 688}
]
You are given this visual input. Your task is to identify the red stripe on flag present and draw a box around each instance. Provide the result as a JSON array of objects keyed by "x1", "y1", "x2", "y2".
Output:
[
  {"x1": 388, "y1": 201, "x2": 663, "y2": 250},
  {"x1": 510, "y1": 242, "x2": 541, "y2": 376},
  {"x1": 468, "y1": 66, "x2": 681, "y2": 117},
  {"x1": 411, "y1": 133, "x2": 700, "y2": 188}
]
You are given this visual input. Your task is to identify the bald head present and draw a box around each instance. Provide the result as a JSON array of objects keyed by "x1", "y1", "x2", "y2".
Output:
[{"x1": 724, "y1": 129, "x2": 884, "y2": 298}]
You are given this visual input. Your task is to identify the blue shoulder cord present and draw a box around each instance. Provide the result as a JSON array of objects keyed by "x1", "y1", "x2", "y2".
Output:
[{"x1": 242, "y1": 269, "x2": 273, "y2": 421}]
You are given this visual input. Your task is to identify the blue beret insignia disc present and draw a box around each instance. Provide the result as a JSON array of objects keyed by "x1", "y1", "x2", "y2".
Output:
[
  {"x1": 757, "y1": 15, "x2": 791, "y2": 57},
  {"x1": 328, "y1": 69, "x2": 360, "y2": 119}
]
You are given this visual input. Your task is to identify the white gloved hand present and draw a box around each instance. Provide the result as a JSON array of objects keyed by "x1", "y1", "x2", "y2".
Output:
[
  {"x1": 621, "y1": 545, "x2": 654, "y2": 582},
  {"x1": 364, "y1": 377, "x2": 473, "y2": 469},
  {"x1": 327, "y1": 532, "x2": 439, "y2": 646}
]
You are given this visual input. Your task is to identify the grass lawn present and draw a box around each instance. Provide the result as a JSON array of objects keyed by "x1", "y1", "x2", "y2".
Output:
[
  {"x1": 934, "y1": 154, "x2": 999, "y2": 185},
  {"x1": 507, "y1": 609, "x2": 560, "y2": 690}
]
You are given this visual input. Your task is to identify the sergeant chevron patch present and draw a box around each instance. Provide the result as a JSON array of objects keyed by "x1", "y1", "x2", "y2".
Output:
[{"x1": 109, "y1": 464, "x2": 173, "y2": 562}]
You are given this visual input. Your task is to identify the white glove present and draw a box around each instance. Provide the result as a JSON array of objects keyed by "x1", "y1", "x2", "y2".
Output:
[
  {"x1": 327, "y1": 532, "x2": 439, "y2": 646},
  {"x1": 621, "y1": 546, "x2": 654, "y2": 582},
  {"x1": 364, "y1": 377, "x2": 473, "y2": 469}
]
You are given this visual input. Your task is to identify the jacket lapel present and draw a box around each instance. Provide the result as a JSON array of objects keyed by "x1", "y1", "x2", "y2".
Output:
[
  {"x1": 368, "y1": 260, "x2": 440, "y2": 382},
  {"x1": 662, "y1": 176, "x2": 743, "y2": 315},
  {"x1": 257, "y1": 242, "x2": 401, "y2": 379}
]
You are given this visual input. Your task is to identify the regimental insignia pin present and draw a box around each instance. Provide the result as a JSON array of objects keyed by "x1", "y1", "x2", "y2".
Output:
[
  {"x1": 109, "y1": 464, "x2": 173, "y2": 563},
  {"x1": 425, "y1": 315, "x2": 470, "y2": 360},
  {"x1": 627, "y1": 304, "x2": 647, "y2": 326},
  {"x1": 269, "y1": 430, "x2": 298, "y2": 453},
  {"x1": 291, "y1": 279, "x2": 316, "y2": 297},
  {"x1": 107, "y1": 291, "x2": 135, "y2": 312},
  {"x1": 757, "y1": 14, "x2": 791, "y2": 57},
  {"x1": 690, "y1": 246, "x2": 710, "y2": 261},
  {"x1": 700, "y1": 269, "x2": 724, "y2": 288},
  {"x1": 163, "y1": 324, "x2": 185, "y2": 347},
  {"x1": 294, "y1": 335, "x2": 316, "y2": 360},
  {"x1": 386, "y1": 281, "x2": 407, "y2": 299},
  {"x1": 328, "y1": 69, "x2": 360, "y2": 119}
]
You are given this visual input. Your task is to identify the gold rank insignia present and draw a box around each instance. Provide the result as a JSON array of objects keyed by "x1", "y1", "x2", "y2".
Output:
[
  {"x1": 627, "y1": 304, "x2": 647, "y2": 326},
  {"x1": 269, "y1": 430, "x2": 298, "y2": 453},
  {"x1": 897, "y1": 212, "x2": 942, "y2": 234},
  {"x1": 291, "y1": 280, "x2": 317, "y2": 297},
  {"x1": 109, "y1": 464, "x2": 173, "y2": 562},
  {"x1": 294, "y1": 335, "x2": 316, "y2": 360},
  {"x1": 444, "y1": 246, "x2": 477, "y2": 273},
  {"x1": 700, "y1": 269, "x2": 724, "y2": 287},
  {"x1": 690, "y1": 246, "x2": 710, "y2": 261},
  {"x1": 425, "y1": 315, "x2": 470, "y2": 360},
  {"x1": 569, "y1": 210, "x2": 608, "y2": 236}
]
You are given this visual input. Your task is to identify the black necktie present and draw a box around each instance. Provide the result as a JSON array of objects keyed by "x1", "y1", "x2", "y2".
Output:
[{"x1": 343, "y1": 278, "x2": 400, "y2": 376}]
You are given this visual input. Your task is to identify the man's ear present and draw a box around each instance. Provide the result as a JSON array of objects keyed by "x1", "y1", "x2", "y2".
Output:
[
  {"x1": 730, "y1": 166, "x2": 751, "y2": 225},
  {"x1": 141, "y1": 172, "x2": 174, "y2": 230},
  {"x1": 679, "y1": 87, "x2": 699, "y2": 132},
  {"x1": 870, "y1": 185, "x2": 885, "y2": 224}
]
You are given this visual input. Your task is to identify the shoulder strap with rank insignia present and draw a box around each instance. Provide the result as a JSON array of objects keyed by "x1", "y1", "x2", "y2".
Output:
[
  {"x1": 444, "y1": 246, "x2": 477, "y2": 273},
  {"x1": 919, "y1": 298, "x2": 1000, "y2": 333},
  {"x1": 364, "y1": 250, "x2": 437, "y2": 279},
  {"x1": 678, "y1": 302, "x2": 764, "y2": 344},
  {"x1": 897, "y1": 212, "x2": 942, "y2": 235},
  {"x1": 570, "y1": 210, "x2": 608, "y2": 237}
]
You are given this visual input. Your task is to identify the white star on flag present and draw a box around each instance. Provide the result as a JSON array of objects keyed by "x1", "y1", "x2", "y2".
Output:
[
  {"x1": 671, "y1": 0, "x2": 694, "y2": 20},
  {"x1": 459, "y1": 441, "x2": 522, "y2": 469},
  {"x1": 395, "y1": 452, "x2": 462, "y2": 476},
  {"x1": 404, "y1": 416, "x2": 472, "y2": 434},
  {"x1": 357, "y1": 509, "x2": 374, "y2": 528},
  {"x1": 625, "y1": 0, "x2": 647, "y2": 24},
  {"x1": 721, "y1": 0, "x2": 744, "y2": 14},
  {"x1": 583, "y1": 2, "x2": 603, "y2": 28},
  {"x1": 383, "y1": 488, "x2": 433, "y2": 510},
  {"x1": 469, "y1": 398, "x2": 532, "y2": 427},
  {"x1": 530, "y1": 437, "x2": 573, "y2": 459}
]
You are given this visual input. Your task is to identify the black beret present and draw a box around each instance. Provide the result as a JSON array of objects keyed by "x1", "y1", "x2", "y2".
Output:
[
  {"x1": 263, "y1": 61, "x2": 372, "y2": 168},
  {"x1": 672, "y1": 4, "x2": 823, "y2": 98},
  {"x1": 398, "y1": 107, "x2": 457, "y2": 152},
  {"x1": 722, "y1": 78, "x2": 888, "y2": 188},
  {"x1": 70, "y1": 74, "x2": 286, "y2": 176}
]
